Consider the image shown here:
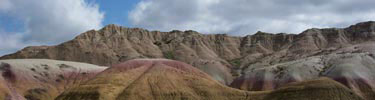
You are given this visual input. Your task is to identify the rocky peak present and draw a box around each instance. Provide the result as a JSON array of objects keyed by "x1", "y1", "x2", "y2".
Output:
[
  {"x1": 103, "y1": 24, "x2": 121, "y2": 29},
  {"x1": 346, "y1": 21, "x2": 375, "y2": 32},
  {"x1": 170, "y1": 30, "x2": 183, "y2": 33},
  {"x1": 100, "y1": 24, "x2": 125, "y2": 34},
  {"x1": 300, "y1": 28, "x2": 322, "y2": 36},
  {"x1": 100, "y1": 24, "x2": 149, "y2": 34},
  {"x1": 254, "y1": 31, "x2": 272, "y2": 36},
  {"x1": 345, "y1": 21, "x2": 375, "y2": 41}
]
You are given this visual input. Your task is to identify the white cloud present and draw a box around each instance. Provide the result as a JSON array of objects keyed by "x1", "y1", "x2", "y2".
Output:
[
  {"x1": 129, "y1": 0, "x2": 375, "y2": 35},
  {"x1": 0, "y1": 0, "x2": 104, "y2": 56},
  {"x1": 0, "y1": 31, "x2": 34, "y2": 55},
  {"x1": 0, "y1": 0, "x2": 12, "y2": 11}
]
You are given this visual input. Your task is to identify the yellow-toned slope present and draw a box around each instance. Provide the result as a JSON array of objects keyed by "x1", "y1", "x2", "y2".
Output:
[
  {"x1": 56, "y1": 59, "x2": 363, "y2": 100},
  {"x1": 56, "y1": 59, "x2": 252, "y2": 100}
]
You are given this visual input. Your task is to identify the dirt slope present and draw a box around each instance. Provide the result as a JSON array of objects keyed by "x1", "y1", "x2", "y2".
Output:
[
  {"x1": 55, "y1": 59, "x2": 363, "y2": 100},
  {"x1": 55, "y1": 59, "x2": 253, "y2": 100},
  {"x1": 263, "y1": 77, "x2": 363, "y2": 100},
  {"x1": 231, "y1": 44, "x2": 375, "y2": 100},
  {"x1": 0, "y1": 59, "x2": 106, "y2": 100}
]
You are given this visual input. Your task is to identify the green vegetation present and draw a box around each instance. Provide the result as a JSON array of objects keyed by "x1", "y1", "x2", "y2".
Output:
[
  {"x1": 164, "y1": 51, "x2": 175, "y2": 60},
  {"x1": 319, "y1": 64, "x2": 332, "y2": 76},
  {"x1": 229, "y1": 59, "x2": 242, "y2": 77},
  {"x1": 229, "y1": 59, "x2": 242, "y2": 68}
]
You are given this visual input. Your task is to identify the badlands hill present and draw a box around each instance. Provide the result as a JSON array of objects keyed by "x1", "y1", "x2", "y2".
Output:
[
  {"x1": 230, "y1": 50, "x2": 375, "y2": 100},
  {"x1": 55, "y1": 59, "x2": 252, "y2": 100},
  {"x1": 0, "y1": 59, "x2": 362, "y2": 100},
  {"x1": 55, "y1": 59, "x2": 362, "y2": 100},
  {"x1": 2, "y1": 21, "x2": 375, "y2": 85},
  {"x1": 262, "y1": 77, "x2": 362, "y2": 100},
  {"x1": 0, "y1": 59, "x2": 106, "y2": 100},
  {"x1": 1, "y1": 21, "x2": 375, "y2": 99}
]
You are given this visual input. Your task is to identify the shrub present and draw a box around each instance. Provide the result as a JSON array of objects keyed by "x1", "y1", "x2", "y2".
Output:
[
  {"x1": 164, "y1": 51, "x2": 175, "y2": 60},
  {"x1": 229, "y1": 59, "x2": 242, "y2": 68}
]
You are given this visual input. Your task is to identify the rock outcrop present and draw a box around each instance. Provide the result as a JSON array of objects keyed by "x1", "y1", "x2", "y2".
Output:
[
  {"x1": 230, "y1": 42, "x2": 375, "y2": 100},
  {"x1": 0, "y1": 59, "x2": 106, "y2": 100},
  {"x1": 1, "y1": 25, "x2": 240, "y2": 85}
]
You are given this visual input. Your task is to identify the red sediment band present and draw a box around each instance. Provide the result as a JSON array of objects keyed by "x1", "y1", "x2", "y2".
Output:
[
  {"x1": 102, "y1": 59, "x2": 210, "y2": 77},
  {"x1": 0, "y1": 63, "x2": 16, "y2": 83}
]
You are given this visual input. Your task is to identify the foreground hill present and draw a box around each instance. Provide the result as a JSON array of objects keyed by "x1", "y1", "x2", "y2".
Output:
[
  {"x1": 262, "y1": 77, "x2": 363, "y2": 100},
  {"x1": 230, "y1": 42, "x2": 375, "y2": 100},
  {"x1": 0, "y1": 59, "x2": 106, "y2": 100},
  {"x1": 55, "y1": 59, "x2": 362, "y2": 100},
  {"x1": 55, "y1": 59, "x2": 252, "y2": 100}
]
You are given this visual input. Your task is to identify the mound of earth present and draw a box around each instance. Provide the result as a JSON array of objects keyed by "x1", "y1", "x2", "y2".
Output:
[
  {"x1": 0, "y1": 59, "x2": 106, "y2": 100},
  {"x1": 231, "y1": 49, "x2": 375, "y2": 99},
  {"x1": 262, "y1": 77, "x2": 363, "y2": 100},
  {"x1": 56, "y1": 59, "x2": 365, "y2": 100},
  {"x1": 55, "y1": 59, "x2": 252, "y2": 100}
]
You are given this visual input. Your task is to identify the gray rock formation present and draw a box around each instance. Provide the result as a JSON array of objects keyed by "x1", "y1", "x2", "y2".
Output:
[{"x1": 1, "y1": 21, "x2": 375, "y2": 92}]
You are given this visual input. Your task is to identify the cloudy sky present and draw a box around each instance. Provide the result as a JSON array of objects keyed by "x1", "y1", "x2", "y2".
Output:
[{"x1": 0, "y1": 0, "x2": 375, "y2": 56}]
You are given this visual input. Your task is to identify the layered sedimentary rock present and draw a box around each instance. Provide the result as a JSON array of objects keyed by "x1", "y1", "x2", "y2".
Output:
[
  {"x1": 1, "y1": 21, "x2": 375, "y2": 99},
  {"x1": 0, "y1": 59, "x2": 106, "y2": 100},
  {"x1": 1, "y1": 26, "x2": 240, "y2": 85},
  {"x1": 2, "y1": 21, "x2": 375, "y2": 85},
  {"x1": 55, "y1": 59, "x2": 252, "y2": 100},
  {"x1": 231, "y1": 42, "x2": 375, "y2": 100},
  {"x1": 262, "y1": 77, "x2": 363, "y2": 100},
  {"x1": 55, "y1": 59, "x2": 363, "y2": 100}
]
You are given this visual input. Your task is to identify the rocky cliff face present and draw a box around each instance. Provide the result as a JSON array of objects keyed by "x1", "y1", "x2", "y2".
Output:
[
  {"x1": 1, "y1": 25, "x2": 241, "y2": 85},
  {"x1": 230, "y1": 50, "x2": 375, "y2": 100},
  {"x1": 2, "y1": 21, "x2": 375, "y2": 84}
]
